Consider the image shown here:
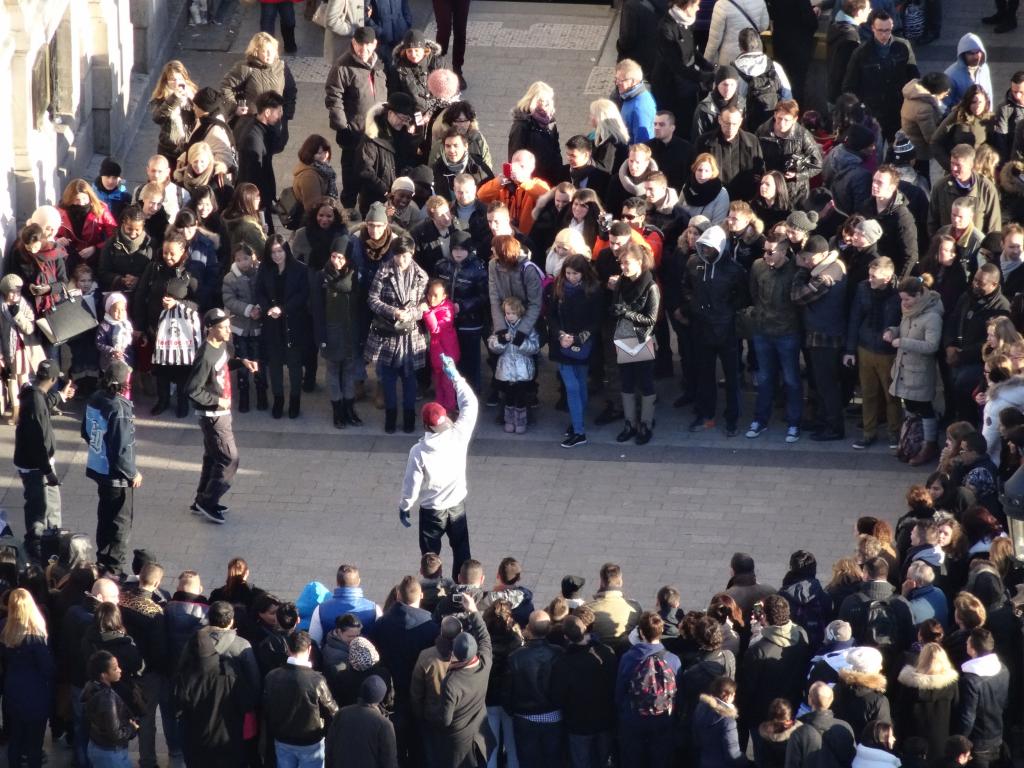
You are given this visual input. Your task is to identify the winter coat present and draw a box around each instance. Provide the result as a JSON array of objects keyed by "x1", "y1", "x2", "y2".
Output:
[
  {"x1": 13, "y1": 383, "x2": 61, "y2": 472},
  {"x1": 222, "y1": 264, "x2": 261, "y2": 338},
  {"x1": 683, "y1": 228, "x2": 750, "y2": 344},
  {"x1": 927, "y1": 173, "x2": 1002, "y2": 237},
  {"x1": 97, "y1": 230, "x2": 155, "y2": 296},
  {"x1": 997, "y1": 161, "x2": 1024, "y2": 225},
  {"x1": 292, "y1": 161, "x2": 333, "y2": 214},
  {"x1": 827, "y1": 17, "x2": 862, "y2": 103},
  {"x1": 694, "y1": 128, "x2": 766, "y2": 202},
  {"x1": 432, "y1": 153, "x2": 493, "y2": 204},
  {"x1": 439, "y1": 611, "x2": 495, "y2": 768},
  {"x1": 852, "y1": 744, "x2": 901, "y2": 768},
  {"x1": 549, "y1": 640, "x2": 618, "y2": 735},
  {"x1": 262, "y1": 663, "x2": 338, "y2": 746},
  {"x1": 502, "y1": 638, "x2": 563, "y2": 715},
  {"x1": 164, "y1": 592, "x2": 209, "y2": 669},
  {"x1": 0, "y1": 297, "x2": 45, "y2": 376},
  {"x1": 132, "y1": 259, "x2": 199, "y2": 338},
  {"x1": 887, "y1": 289, "x2": 942, "y2": 401},
  {"x1": 325, "y1": 50, "x2": 388, "y2": 145},
  {"x1": 791, "y1": 252, "x2": 848, "y2": 343},
  {"x1": 366, "y1": 602, "x2": 438, "y2": 705},
  {"x1": 748, "y1": 256, "x2": 800, "y2": 337},
  {"x1": 325, "y1": 702, "x2": 399, "y2": 768},
  {"x1": 930, "y1": 111, "x2": 993, "y2": 173},
  {"x1": 255, "y1": 258, "x2": 311, "y2": 364},
  {"x1": 779, "y1": 576, "x2": 832, "y2": 650},
  {"x1": 841, "y1": 38, "x2": 920, "y2": 137},
  {"x1": 234, "y1": 117, "x2": 278, "y2": 206},
  {"x1": 705, "y1": 0, "x2": 769, "y2": 66},
  {"x1": 740, "y1": 622, "x2": 810, "y2": 725},
  {"x1": 992, "y1": 92, "x2": 1024, "y2": 161},
  {"x1": 366, "y1": 0, "x2": 412, "y2": 47},
  {"x1": 220, "y1": 55, "x2": 297, "y2": 122},
  {"x1": 388, "y1": 39, "x2": 445, "y2": 111},
  {"x1": 943, "y1": 34, "x2": 993, "y2": 108},
  {"x1": 584, "y1": 590, "x2": 643, "y2": 648},
  {"x1": 676, "y1": 649, "x2": 737, "y2": 724},
  {"x1": 433, "y1": 252, "x2": 488, "y2": 332},
  {"x1": 547, "y1": 281, "x2": 602, "y2": 364},
  {"x1": 508, "y1": 110, "x2": 562, "y2": 186},
  {"x1": 943, "y1": 289, "x2": 1010, "y2": 365},
  {"x1": 956, "y1": 652, "x2": 1009, "y2": 748},
  {"x1": 187, "y1": 111, "x2": 238, "y2": 173},
  {"x1": 423, "y1": 299, "x2": 459, "y2": 368},
  {"x1": 363, "y1": 259, "x2": 428, "y2": 370},
  {"x1": 57, "y1": 205, "x2": 117, "y2": 265},
  {"x1": 617, "y1": 0, "x2": 661, "y2": 74},
  {"x1": 312, "y1": 263, "x2": 360, "y2": 362},
  {"x1": 619, "y1": 82, "x2": 657, "y2": 143},
  {"x1": 487, "y1": 255, "x2": 544, "y2": 336},
  {"x1": 833, "y1": 668, "x2": 891, "y2": 738},
  {"x1": 615, "y1": 642, "x2": 682, "y2": 720},
  {"x1": 846, "y1": 280, "x2": 900, "y2": 355},
  {"x1": 650, "y1": 12, "x2": 713, "y2": 131},
  {"x1": 822, "y1": 145, "x2": 872, "y2": 216},
  {"x1": 222, "y1": 214, "x2": 267, "y2": 262},
  {"x1": 82, "y1": 681, "x2": 136, "y2": 749},
  {"x1": 82, "y1": 389, "x2": 138, "y2": 487},
  {"x1": 0, "y1": 635, "x2": 55, "y2": 722},
  {"x1": 900, "y1": 80, "x2": 945, "y2": 163},
  {"x1": 150, "y1": 93, "x2": 197, "y2": 162},
  {"x1": 357, "y1": 105, "x2": 418, "y2": 206},
  {"x1": 785, "y1": 709, "x2": 856, "y2": 768},
  {"x1": 756, "y1": 121, "x2": 823, "y2": 204},
  {"x1": 860, "y1": 195, "x2": 918, "y2": 279},
  {"x1": 982, "y1": 375, "x2": 1024, "y2": 462},
  {"x1": 488, "y1": 320, "x2": 540, "y2": 382},
  {"x1": 611, "y1": 269, "x2": 661, "y2": 347},
  {"x1": 759, "y1": 720, "x2": 801, "y2": 768},
  {"x1": 894, "y1": 664, "x2": 959, "y2": 759},
  {"x1": 694, "y1": 694, "x2": 745, "y2": 768}
]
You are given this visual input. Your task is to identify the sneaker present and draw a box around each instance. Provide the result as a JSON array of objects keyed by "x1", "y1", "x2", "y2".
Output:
[
  {"x1": 561, "y1": 433, "x2": 588, "y2": 448},
  {"x1": 215, "y1": 504, "x2": 230, "y2": 515},
  {"x1": 785, "y1": 426, "x2": 800, "y2": 443},
  {"x1": 688, "y1": 416, "x2": 715, "y2": 432},
  {"x1": 888, "y1": 437, "x2": 900, "y2": 450},
  {"x1": 189, "y1": 503, "x2": 202, "y2": 516},
  {"x1": 195, "y1": 504, "x2": 226, "y2": 525},
  {"x1": 745, "y1": 422, "x2": 767, "y2": 439},
  {"x1": 852, "y1": 437, "x2": 876, "y2": 450}
]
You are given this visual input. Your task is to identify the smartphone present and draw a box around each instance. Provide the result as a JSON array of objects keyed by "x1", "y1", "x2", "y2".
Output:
[{"x1": 502, "y1": 162, "x2": 512, "y2": 179}]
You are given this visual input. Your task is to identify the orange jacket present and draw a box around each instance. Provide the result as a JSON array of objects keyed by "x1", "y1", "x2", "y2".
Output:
[{"x1": 476, "y1": 177, "x2": 550, "y2": 236}]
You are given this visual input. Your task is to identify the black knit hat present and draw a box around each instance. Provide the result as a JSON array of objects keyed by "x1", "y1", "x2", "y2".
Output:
[
  {"x1": 715, "y1": 64, "x2": 740, "y2": 85},
  {"x1": 844, "y1": 123, "x2": 876, "y2": 152},
  {"x1": 99, "y1": 157, "x2": 122, "y2": 178}
]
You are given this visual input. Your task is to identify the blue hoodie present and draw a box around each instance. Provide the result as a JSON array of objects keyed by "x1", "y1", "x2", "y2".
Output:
[
  {"x1": 944, "y1": 33, "x2": 993, "y2": 109},
  {"x1": 615, "y1": 641, "x2": 682, "y2": 720}
]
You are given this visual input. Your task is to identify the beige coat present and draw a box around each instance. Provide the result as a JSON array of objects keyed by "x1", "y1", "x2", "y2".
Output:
[
  {"x1": 583, "y1": 589, "x2": 642, "y2": 647},
  {"x1": 888, "y1": 289, "x2": 943, "y2": 403},
  {"x1": 900, "y1": 80, "x2": 943, "y2": 163}
]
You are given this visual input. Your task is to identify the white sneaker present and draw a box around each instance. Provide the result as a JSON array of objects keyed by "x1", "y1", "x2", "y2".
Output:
[
  {"x1": 745, "y1": 422, "x2": 767, "y2": 439},
  {"x1": 785, "y1": 426, "x2": 800, "y2": 443}
]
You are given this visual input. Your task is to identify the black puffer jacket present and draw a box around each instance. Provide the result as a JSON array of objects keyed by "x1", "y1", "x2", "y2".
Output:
[
  {"x1": 98, "y1": 230, "x2": 156, "y2": 295},
  {"x1": 263, "y1": 664, "x2": 339, "y2": 746},
  {"x1": 508, "y1": 110, "x2": 562, "y2": 185},
  {"x1": 388, "y1": 40, "x2": 446, "y2": 111},
  {"x1": 434, "y1": 251, "x2": 489, "y2": 332},
  {"x1": 132, "y1": 258, "x2": 199, "y2": 337},
  {"x1": 683, "y1": 228, "x2": 750, "y2": 345},
  {"x1": 356, "y1": 106, "x2": 418, "y2": 206},
  {"x1": 833, "y1": 668, "x2": 891, "y2": 738}
]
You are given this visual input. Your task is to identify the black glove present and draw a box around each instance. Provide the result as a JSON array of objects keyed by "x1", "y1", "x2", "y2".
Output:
[
  {"x1": 45, "y1": 471, "x2": 60, "y2": 487},
  {"x1": 399, "y1": 509, "x2": 411, "y2": 528},
  {"x1": 512, "y1": 331, "x2": 527, "y2": 346},
  {"x1": 496, "y1": 330, "x2": 509, "y2": 344}
]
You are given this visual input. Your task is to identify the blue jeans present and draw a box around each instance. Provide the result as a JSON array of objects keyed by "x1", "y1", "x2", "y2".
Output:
[
  {"x1": 275, "y1": 739, "x2": 325, "y2": 768},
  {"x1": 752, "y1": 333, "x2": 803, "y2": 427},
  {"x1": 87, "y1": 742, "x2": 133, "y2": 768},
  {"x1": 486, "y1": 706, "x2": 519, "y2": 768},
  {"x1": 559, "y1": 362, "x2": 589, "y2": 434},
  {"x1": 380, "y1": 364, "x2": 417, "y2": 410},
  {"x1": 71, "y1": 685, "x2": 88, "y2": 768},
  {"x1": 512, "y1": 717, "x2": 563, "y2": 768},
  {"x1": 259, "y1": 2, "x2": 296, "y2": 34}
]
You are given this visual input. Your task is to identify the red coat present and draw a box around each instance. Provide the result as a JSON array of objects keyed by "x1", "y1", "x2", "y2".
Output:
[{"x1": 57, "y1": 205, "x2": 117, "y2": 267}]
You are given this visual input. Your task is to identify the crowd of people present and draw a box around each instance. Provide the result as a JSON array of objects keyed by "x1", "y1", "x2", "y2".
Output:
[{"x1": 2, "y1": 0, "x2": 1024, "y2": 766}]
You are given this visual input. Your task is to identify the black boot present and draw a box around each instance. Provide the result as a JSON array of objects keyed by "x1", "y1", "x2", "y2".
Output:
[
  {"x1": 272, "y1": 395, "x2": 284, "y2": 419},
  {"x1": 384, "y1": 408, "x2": 397, "y2": 434},
  {"x1": 331, "y1": 400, "x2": 345, "y2": 428},
  {"x1": 238, "y1": 385, "x2": 250, "y2": 414},
  {"x1": 176, "y1": 392, "x2": 190, "y2": 419},
  {"x1": 151, "y1": 376, "x2": 170, "y2": 416},
  {"x1": 288, "y1": 394, "x2": 301, "y2": 419},
  {"x1": 256, "y1": 387, "x2": 268, "y2": 411},
  {"x1": 343, "y1": 398, "x2": 363, "y2": 426},
  {"x1": 281, "y1": 24, "x2": 298, "y2": 53},
  {"x1": 403, "y1": 408, "x2": 416, "y2": 434}
]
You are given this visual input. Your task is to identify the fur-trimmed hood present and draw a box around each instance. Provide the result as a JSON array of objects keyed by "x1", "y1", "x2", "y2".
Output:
[
  {"x1": 364, "y1": 103, "x2": 391, "y2": 140},
  {"x1": 838, "y1": 668, "x2": 887, "y2": 692},
  {"x1": 758, "y1": 720, "x2": 801, "y2": 742},
  {"x1": 897, "y1": 664, "x2": 959, "y2": 690},
  {"x1": 391, "y1": 38, "x2": 443, "y2": 62},
  {"x1": 698, "y1": 693, "x2": 738, "y2": 719},
  {"x1": 999, "y1": 161, "x2": 1024, "y2": 196}
]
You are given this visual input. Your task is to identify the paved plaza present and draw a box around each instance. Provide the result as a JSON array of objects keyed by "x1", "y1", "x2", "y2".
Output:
[{"x1": 4, "y1": 0, "x2": 1018, "y2": 614}]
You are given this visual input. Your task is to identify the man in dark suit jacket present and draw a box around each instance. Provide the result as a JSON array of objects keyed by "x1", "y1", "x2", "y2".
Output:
[{"x1": 234, "y1": 91, "x2": 285, "y2": 232}]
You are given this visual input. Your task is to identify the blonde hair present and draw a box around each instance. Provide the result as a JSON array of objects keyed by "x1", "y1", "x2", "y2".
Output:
[
  {"x1": 826, "y1": 557, "x2": 863, "y2": 592},
  {"x1": 187, "y1": 141, "x2": 214, "y2": 166},
  {"x1": 151, "y1": 60, "x2": 198, "y2": 102},
  {"x1": 915, "y1": 642, "x2": 955, "y2": 677},
  {"x1": 954, "y1": 592, "x2": 987, "y2": 628},
  {"x1": 985, "y1": 316, "x2": 1022, "y2": 358},
  {"x1": 502, "y1": 295, "x2": 526, "y2": 316},
  {"x1": 246, "y1": 32, "x2": 279, "y2": 60},
  {"x1": 1, "y1": 588, "x2": 48, "y2": 647},
  {"x1": 589, "y1": 99, "x2": 630, "y2": 147},
  {"x1": 515, "y1": 82, "x2": 554, "y2": 114},
  {"x1": 60, "y1": 179, "x2": 106, "y2": 219},
  {"x1": 974, "y1": 144, "x2": 999, "y2": 183},
  {"x1": 551, "y1": 228, "x2": 590, "y2": 257}
]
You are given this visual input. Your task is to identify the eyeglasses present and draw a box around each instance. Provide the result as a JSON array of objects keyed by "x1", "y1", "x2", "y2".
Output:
[
  {"x1": 621, "y1": 214, "x2": 637, "y2": 221},
  {"x1": 452, "y1": 118, "x2": 471, "y2": 124}
]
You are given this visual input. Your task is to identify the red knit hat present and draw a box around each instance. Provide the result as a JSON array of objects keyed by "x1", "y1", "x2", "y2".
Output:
[{"x1": 421, "y1": 402, "x2": 448, "y2": 430}]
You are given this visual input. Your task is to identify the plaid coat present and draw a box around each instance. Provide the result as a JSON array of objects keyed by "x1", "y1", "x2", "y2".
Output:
[{"x1": 364, "y1": 260, "x2": 428, "y2": 370}]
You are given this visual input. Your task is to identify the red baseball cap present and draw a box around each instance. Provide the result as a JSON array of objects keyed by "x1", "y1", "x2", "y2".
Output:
[{"x1": 421, "y1": 402, "x2": 448, "y2": 430}]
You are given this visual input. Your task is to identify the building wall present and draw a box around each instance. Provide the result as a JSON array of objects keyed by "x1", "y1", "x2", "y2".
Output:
[{"x1": 0, "y1": 0, "x2": 184, "y2": 256}]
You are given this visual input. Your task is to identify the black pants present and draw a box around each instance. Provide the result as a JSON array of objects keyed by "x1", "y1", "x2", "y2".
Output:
[
  {"x1": 96, "y1": 484, "x2": 133, "y2": 574},
  {"x1": 196, "y1": 415, "x2": 239, "y2": 509},
  {"x1": 807, "y1": 346, "x2": 844, "y2": 434},
  {"x1": 514, "y1": 718, "x2": 564, "y2": 768},
  {"x1": 432, "y1": 0, "x2": 471, "y2": 71},
  {"x1": 20, "y1": 470, "x2": 61, "y2": 561},
  {"x1": 339, "y1": 138, "x2": 360, "y2": 208},
  {"x1": 499, "y1": 380, "x2": 530, "y2": 408},
  {"x1": 695, "y1": 338, "x2": 740, "y2": 424},
  {"x1": 419, "y1": 501, "x2": 470, "y2": 581}
]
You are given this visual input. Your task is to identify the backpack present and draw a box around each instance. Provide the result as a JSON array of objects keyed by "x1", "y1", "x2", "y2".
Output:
[
  {"x1": 902, "y1": 0, "x2": 925, "y2": 41},
  {"x1": 628, "y1": 649, "x2": 677, "y2": 716},
  {"x1": 740, "y1": 63, "x2": 781, "y2": 131},
  {"x1": 864, "y1": 599, "x2": 900, "y2": 649},
  {"x1": 897, "y1": 413, "x2": 924, "y2": 462}
]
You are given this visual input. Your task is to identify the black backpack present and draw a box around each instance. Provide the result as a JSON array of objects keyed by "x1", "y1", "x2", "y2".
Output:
[
  {"x1": 740, "y1": 62, "x2": 781, "y2": 130},
  {"x1": 864, "y1": 599, "x2": 901, "y2": 649}
]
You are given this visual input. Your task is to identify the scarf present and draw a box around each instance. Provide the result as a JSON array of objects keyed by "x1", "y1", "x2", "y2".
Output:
[
  {"x1": 324, "y1": 261, "x2": 353, "y2": 295},
  {"x1": 444, "y1": 152, "x2": 470, "y2": 174},
  {"x1": 306, "y1": 223, "x2": 345, "y2": 269},
  {"x1": 120, "y1": 228, "x2": 146, "y2": 253},
  {"x1": 31, "y1": 243, "x2": 65, "y2": 313},
  {"x1": 684, "y1": 176, "x2": 723, "y2": 207},
  {"x1": 363, "y1": 227, "x2": 394, "y2": 263},
  {"x1": 311, "y1": 160, "x2": 339, "y2": 199},
  {"x1": 531, "y1": 106, "x2": 554, "y2": 128},
  {"x1": 65, "y1": 204, "x2": 90, "y2": 236},
  {"x1": 103, "y1": 310, "x2": 134, "y2": 353}
]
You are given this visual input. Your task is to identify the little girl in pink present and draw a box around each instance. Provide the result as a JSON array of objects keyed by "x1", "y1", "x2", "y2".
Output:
[{"x1": 421, "y1": 279, "x2": 460, "y2": 412}]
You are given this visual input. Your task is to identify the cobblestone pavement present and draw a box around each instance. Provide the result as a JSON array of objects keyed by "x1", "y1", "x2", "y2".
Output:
[{"x1": 18, "y1": 0, "x2": 1020, "y2": 638}]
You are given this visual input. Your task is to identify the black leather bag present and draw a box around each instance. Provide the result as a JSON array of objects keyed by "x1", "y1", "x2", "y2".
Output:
[{"x1": 36, "y1": 290, "x2": 98, "y2": 344}]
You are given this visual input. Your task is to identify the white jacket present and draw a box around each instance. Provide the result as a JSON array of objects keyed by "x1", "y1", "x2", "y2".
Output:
[
  {"x1": 399, "y1": 374, "x2": 478, "y2": 512},
  {"x1": 705, "y1": 0, "x2": 770, "y2": 66},
  {"x1": 982, "y1": 375, "x2": 1024, "y2": 465}
]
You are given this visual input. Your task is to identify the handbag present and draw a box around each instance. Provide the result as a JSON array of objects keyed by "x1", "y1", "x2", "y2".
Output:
[
  {"x1": 371, "y1": 314, "x2": 417, "y2": 336},
  {"x1": 561, "y1": 337, "x2": 594, "y2": 361},
  {"x1": 36, "y1": 288, "x2": 99, "y2": 344},
  {"x1": 613, "y1": 319, "x2": 657, "y2": 364},
  {"x1": 311, "y1": 0, "x2": 328, "y2": 27}
]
